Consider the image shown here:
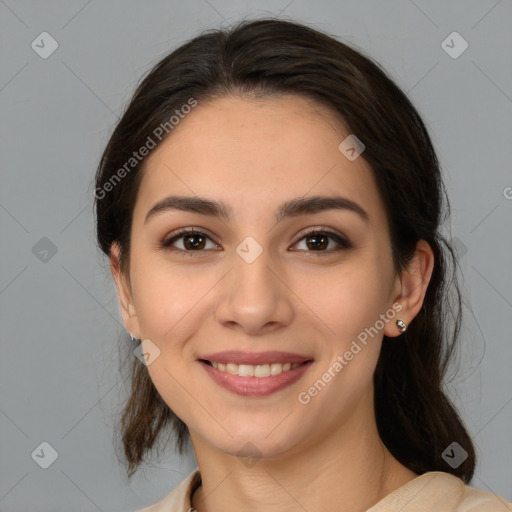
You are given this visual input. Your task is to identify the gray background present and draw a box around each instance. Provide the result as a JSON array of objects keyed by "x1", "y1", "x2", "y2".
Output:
[{"x1": 1, "y1": 0, "x2": 511, "y2": 510}]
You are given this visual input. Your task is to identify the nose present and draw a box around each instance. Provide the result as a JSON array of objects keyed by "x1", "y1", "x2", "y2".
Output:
[{"x1": 214, "y1": 243, "x2": 294, "y2": 335}]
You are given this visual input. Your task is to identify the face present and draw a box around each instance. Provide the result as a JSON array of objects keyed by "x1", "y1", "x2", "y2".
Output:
[{"x1": 112, "y1": 94, "x2": 410, "y2": 461}]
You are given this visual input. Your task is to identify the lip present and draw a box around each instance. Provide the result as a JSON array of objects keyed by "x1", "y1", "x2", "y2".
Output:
[
  {"x1": 198, "y1": 356, "x2": 314, "y2": 397},
  {"x1": 198, "y1": 350, "x2": 312, "y2": 366}
]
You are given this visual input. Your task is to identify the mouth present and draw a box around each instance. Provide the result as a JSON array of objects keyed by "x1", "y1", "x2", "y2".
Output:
[
  {"x1": 198, "y1": 358, "x2": 314, "y2": 396},
  {"x1": 199, "y1": 359, "x2": 311, "y2": 377}
]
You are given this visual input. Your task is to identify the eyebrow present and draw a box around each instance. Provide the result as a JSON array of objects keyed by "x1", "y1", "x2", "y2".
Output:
[{"x1": 144, "y1": 194, "x2": 370, "y2": 225}]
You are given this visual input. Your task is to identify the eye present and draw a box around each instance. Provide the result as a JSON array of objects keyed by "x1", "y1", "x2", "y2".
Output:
[
  {"x1": 292, "y1": 228, "x2": 352, "y2": 254},
  {"x1": 161, "y1": 228, "x2": 220, "y2": 256},
  {"x1": 161, "y1": 226, "x2": 352, "y2": 256}
]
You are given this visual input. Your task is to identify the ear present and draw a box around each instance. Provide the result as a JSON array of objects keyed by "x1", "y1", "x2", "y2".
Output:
[
  {"x1": 110, "y1": 242, "x2": 141, "y2": 339},
  {"x1": 384, "y1": 239, "x2": 435, "y2": 338}
]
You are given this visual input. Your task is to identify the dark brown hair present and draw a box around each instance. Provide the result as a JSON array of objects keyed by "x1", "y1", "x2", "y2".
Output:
[{"x1": 95, "y1": 18, "x2": 476, "y2": 482}]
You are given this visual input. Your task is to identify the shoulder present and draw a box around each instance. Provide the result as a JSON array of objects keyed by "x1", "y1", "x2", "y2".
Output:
[
  {"x1": 131, "y1": 469, "x2": 511, "y2": 512},
  {"x1": 134, "y1": 469, "x2": 201, "y2": 512},
  {"x1": 368, "y1": 471, "x2": 512, "y2": 512},
  {"x1": 453, "y1": 477, "x2": 512, "y2": 512}
]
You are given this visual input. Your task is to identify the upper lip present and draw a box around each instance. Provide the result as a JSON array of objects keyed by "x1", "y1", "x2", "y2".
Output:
[{"x1": 198, "y1": 350, "x2": 313, "y2": 365}]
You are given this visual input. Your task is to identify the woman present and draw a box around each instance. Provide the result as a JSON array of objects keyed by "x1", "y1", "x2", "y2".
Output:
[{"x1": 94, "y1": 18, "x2": 512, "y2": 512}]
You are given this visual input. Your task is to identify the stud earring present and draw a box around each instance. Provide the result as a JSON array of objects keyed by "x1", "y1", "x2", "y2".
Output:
[{"x1": 396, "y1": 319, "x2": 407, "y2": 333}]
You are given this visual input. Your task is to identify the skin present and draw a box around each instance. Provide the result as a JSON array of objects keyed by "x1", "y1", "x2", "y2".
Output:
[{"x1": 111, "y1": 94, "x2": 434, "y2": 512}]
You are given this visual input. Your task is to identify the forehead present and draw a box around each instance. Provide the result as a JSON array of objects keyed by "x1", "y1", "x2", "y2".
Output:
[{"x1": 135, "y1": 94, "x2": 386, "y2": 228}]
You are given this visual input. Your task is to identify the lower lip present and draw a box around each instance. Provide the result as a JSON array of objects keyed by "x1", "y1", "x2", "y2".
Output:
[{"x1": 199, "y1": 361, "x2": 313, "y2": 396}]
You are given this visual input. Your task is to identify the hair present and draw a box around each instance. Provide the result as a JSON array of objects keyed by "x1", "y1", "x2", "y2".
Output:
[{"x1": 95, "y1": 18, "x2": 476, "y2": 482}]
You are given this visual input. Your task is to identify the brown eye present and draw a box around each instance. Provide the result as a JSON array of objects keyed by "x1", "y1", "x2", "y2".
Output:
[
  {"x1": 162, "y1": 228, "x2": 219, "y2": 254},
  {"x1": 293, "y1": 229, "x2": 351, "y2": 253},
  {"x1": 161, "y1": 227, "x2": 351, "y2": 257}
]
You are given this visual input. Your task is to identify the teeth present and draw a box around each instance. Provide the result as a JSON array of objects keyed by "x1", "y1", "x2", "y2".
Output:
[
  {"x1": 238, "y1": 364, "x2": 254, "y2": 377},
  {"x1": 254, "y1": 364, "x2": 270, "y2": 377},
  {"x1": 226, "y1": 363, "x2": 238, "y2": 375},
  {"x1": 209, "y1": 361, "x2": 302, "y2": 377}
]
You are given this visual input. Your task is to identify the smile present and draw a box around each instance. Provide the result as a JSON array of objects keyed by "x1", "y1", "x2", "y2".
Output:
[
  {"x1": 199, "y1": 359, "x2": 313, "y2": 396},
  {"x1": 205, "y1": 361, "x2": 304, "y2": 377}
]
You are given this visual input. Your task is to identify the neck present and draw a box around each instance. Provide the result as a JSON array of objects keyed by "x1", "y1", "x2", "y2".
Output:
[{"x1": 190, "y1": 398, "x2": 417, "y2": 512}]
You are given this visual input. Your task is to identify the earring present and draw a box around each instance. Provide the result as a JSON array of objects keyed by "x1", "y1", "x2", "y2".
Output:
[
  {"x1": 396, "y1": 319, "x2": 407, "y2": 333},
  {"x1": 129, "y1": 333, "x2": 137, "y2": 341}
]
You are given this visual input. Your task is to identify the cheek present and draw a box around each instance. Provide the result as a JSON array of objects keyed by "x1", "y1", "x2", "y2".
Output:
[
  {"x1": 298, "y1": 263, "x2": 389, "y2": 340},
  {"x1": 130, "y1": 257, "x2": 213, "y2": 338},
  {"x1": 296, "y1": 268, "x2": 387, "y2": 416}
]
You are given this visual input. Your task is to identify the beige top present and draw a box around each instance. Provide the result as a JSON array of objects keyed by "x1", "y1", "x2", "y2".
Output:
[{"x1": 136, "y1": 469, "x2": 512, "y2": 511}]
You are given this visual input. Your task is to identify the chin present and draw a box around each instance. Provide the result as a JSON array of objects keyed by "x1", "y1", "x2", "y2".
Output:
[{"x1": 207, "y1": 422, "x2": 303, "y2": 462}]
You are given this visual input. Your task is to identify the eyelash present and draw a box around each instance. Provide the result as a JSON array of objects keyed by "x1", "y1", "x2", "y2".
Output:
[{"x1": 161, "y1": 226, "x2": 352, "y2": 257}]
